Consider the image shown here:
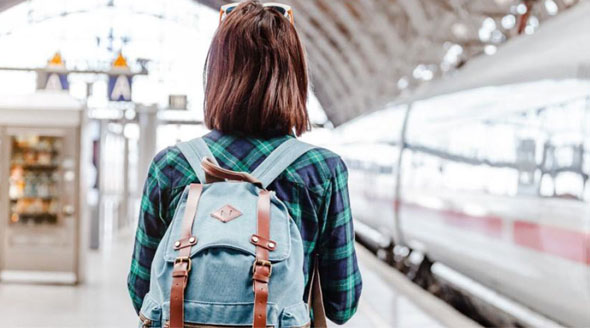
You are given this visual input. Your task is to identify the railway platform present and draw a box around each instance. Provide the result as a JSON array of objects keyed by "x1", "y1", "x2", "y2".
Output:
[{"x1": 0, "y1": 231, "x2": 478, "y2": 328}]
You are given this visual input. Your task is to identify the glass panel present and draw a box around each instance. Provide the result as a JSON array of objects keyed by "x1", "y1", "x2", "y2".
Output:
[
  {"x1": 8, "y1": 135, "x2": 63, "y2": 226},
  {"x1": 403, "y1": 96, "x2": 589, "y2": 201}
]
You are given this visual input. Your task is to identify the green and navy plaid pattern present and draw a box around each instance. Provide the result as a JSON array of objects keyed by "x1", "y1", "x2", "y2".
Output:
[{"x1": 128, "y1": 130, "x2": 362, "y2": 324}]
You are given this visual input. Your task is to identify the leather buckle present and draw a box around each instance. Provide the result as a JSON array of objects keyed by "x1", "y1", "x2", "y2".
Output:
[
  {"x1": 252, "y1": 258, "x2": 272, "y2": 278},
  {"x1": 174, "y1": 256, "x2": 192, "y2": 272}
]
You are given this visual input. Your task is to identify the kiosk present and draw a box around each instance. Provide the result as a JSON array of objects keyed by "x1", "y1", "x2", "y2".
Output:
[{"x1": 0, "y1": 91, "x2": 86, "y2": 284}]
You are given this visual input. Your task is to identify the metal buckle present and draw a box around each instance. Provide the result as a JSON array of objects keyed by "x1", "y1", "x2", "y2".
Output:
[
  {"x1": 252, "y1": 258, "x2": 272, "y2": 278},
  {"x1": 174, "y1": 256, "x2": 192, "y2": 272}
]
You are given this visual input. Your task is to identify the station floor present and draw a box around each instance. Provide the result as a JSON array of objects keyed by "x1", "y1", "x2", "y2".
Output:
[{"x1": 0, "y1": 231, "x2": 478, "y2": 328}]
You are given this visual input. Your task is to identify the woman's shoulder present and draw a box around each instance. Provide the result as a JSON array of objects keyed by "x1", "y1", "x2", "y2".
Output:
[
  {"x1": 285, "y1": 145, "x2": 348, "y2": 187},
  {"x1": 152, "y1": 145, "x2": 187, "y2": 167},
  {"x1": 150, "y1": 145, "x2": 199, "y2": 188}
]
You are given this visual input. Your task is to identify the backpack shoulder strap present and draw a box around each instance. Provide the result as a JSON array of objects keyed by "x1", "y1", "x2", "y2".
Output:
[
  {"x1": 176, "y1": 137, "x2": 219, "y2": 183},
  {"x1": 251, "y1": 138, "x2": 315, "y2": 189}
]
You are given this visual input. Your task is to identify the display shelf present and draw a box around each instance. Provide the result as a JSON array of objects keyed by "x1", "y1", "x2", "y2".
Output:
[
  {"x1": 8, "y1": 135, "x2": 62, "y2": 227},
  {"x1": 10, "y1": 213, "x2": 58, "y2": 225},
  {"x1": 10, "y1": 163, "x2": 59, "y2": 170},
  {"x1": 10, "y1": 147, "x2": 59, "y2": 152},
  {"x1": 10, "y1": 196, "x2": 58, "y2": 201}
]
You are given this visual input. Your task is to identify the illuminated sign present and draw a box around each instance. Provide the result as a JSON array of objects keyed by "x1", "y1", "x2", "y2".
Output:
[
  {"x1": 44, "y1": 52, "x2": 69, "y2": 91},
  {"x1": 108, "y1": 52, "x2": 132, "y2": 102}
]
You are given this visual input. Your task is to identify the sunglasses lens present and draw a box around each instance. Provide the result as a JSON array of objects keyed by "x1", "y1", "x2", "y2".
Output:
[
  {"x1": 225, "y1": 5, "x2": 238, "y2": 14},
  {"x1": 268, "y1": 6, "x2": 287, "y2": 15},
  {"x1": 221, "y1": 3, "x2": 292, "y2": 23}
]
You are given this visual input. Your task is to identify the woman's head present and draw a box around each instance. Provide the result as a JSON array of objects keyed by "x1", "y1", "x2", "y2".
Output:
[{"x1": 204, "y1": 1, "x2": 310, "y2": 137}]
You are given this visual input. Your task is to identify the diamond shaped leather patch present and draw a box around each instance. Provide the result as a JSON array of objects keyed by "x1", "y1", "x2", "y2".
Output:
[{"x1": 211, "y1": 205, "x2": 242, "y2": 223}]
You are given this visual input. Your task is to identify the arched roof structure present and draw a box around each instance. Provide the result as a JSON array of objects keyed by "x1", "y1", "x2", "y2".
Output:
[{"x1": 0, "y1": 0, "x2": 582, "y2": 124}]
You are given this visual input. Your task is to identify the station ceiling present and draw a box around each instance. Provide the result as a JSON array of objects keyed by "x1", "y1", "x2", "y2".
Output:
[{"x1": 0, "y1": 0, "x2": 581, "y2": 125}]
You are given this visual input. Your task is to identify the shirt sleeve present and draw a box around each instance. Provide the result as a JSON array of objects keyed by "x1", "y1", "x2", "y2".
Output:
[
  {"x1": 317, "y1": 158, "x2": 362, "y2": 324},
  {"x1": 127, "y1": 149, "x2": 171, "y2": 314}
]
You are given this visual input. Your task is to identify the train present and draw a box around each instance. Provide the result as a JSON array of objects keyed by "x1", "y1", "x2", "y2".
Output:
[{"x1": 324, "y1": 4, "x2": 590, "y2": 327}]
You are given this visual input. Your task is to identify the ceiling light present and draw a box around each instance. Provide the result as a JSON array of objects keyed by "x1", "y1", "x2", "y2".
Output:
[
  {"x1": 501, "y1": 14, "x2": 516, "y2": 29},
  {"x1": 490, "y1": 30, "x2": 505, "y2": 43},
  {"x1": 484, "y1": 45, "x2": 497, "y2": 55},
  {"x1": 412, "y1": 64, "x2": 434, "y2": 81},
  {"x1": 516, "y1": 3, "x2": 528, "y2": 14},
  {"x1": 444, "y1": 44, "x2": 463, "y2": 63},
  {"x1": 397, "y1": 77, "x2": 409, "y2": 90},
  {"x1": 528, "y1": 16, "x2": 539, "y2": 28},
  {"x1": 451, "y1": 22, "x2": 469, "y2": 38},
  {"x1": 479, "y1": 28, "x2": 491, "y2": 42},
  {"x1": 544, "y1": 0, "x2": 558, "y2": 15},
  {"x1": 482, "y1": 17, "x2": 497, "y2": 31},
  {"x1": 441, "y1": 44, "x2": 463, "y2": 71}
]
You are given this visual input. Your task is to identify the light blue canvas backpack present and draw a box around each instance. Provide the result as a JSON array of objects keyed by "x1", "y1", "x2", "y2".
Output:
[{"x1": 138, "y1": 137, "x2": 327, "y2": 328}]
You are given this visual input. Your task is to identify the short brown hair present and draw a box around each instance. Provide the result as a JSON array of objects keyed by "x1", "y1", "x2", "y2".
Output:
[{"x1": 203, "y1": 0, "x2": 310, "y2": 137}]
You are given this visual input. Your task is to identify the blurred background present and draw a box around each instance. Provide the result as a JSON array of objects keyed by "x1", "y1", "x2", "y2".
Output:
[{"x1": 0, "y1": 0, "x2": 588, "y2": 327}]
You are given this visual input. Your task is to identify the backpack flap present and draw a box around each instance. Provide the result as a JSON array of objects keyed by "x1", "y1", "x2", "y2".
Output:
[{"x1": 163, "y1": 183, "x2": 291, "y2": 263}]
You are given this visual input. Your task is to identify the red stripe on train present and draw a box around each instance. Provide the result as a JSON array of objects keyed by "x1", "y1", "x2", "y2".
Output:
[
  {"x1": 513, "y1": 221, "x2": 590, "y2": 265},
  {"x1": 399, "y1": 201, "x2": 590, "y2": 265},
  {"x1": 441, "y1": 210, "x2": 503, "y2": 239},
  {"x1": 399, "y1": 201, "x2": 503, "y2": 238}
]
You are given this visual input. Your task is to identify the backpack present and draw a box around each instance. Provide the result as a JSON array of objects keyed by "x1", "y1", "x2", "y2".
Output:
[{"x1": 138, "y1": 137, "x2": 327, "y2": 328}]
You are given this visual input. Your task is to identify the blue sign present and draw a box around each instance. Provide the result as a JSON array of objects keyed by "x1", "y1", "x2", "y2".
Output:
[
  {"x1": 44, "y1": 72, "x2": 69, "y2": 91},
  {"x1": 108, "y1": 74, "x2": 132, "y2": 101}
]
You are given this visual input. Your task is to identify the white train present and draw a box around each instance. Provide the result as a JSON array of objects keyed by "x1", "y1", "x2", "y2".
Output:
[{"x1": 328, "y1": 4, "x2": 590, "y2": 327}]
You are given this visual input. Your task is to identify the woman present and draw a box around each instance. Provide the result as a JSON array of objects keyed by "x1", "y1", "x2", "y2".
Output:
[{"x1": 128, "y1": 1, "x2": 361, "y2": 325}]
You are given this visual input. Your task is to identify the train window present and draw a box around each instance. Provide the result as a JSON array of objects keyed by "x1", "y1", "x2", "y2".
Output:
[
  {"x1": 537, "y1": 98, "x2": 589, "y2": 200},
  {"x1": 403, "y1": 90, "x2": 590, "y2": 201},
  {"x1": 404, "y1": 106, "x2": 523, "y2": 198}
]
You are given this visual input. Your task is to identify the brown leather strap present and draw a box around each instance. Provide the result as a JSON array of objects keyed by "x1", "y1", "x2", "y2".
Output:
[
  {"x1": 307, "y1": 256, "x2": 327, "y2": 328},
  {"x1": 201, "y1": 157, "x2": 263, "y2": 188},
  {"x1": 170, "y1": 184, "x2": 203, "y2": 328},
  {"x1": 252, "y1": 190, "x2": 271, "y2": 328},
  {"x1": 165, "y1": 322, "x2": 278, "y2": 328}
]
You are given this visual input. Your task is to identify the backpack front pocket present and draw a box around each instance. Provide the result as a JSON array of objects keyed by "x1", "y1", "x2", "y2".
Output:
[{"x1": 162, "y1": 301, "x2": 279, "y2": 327}]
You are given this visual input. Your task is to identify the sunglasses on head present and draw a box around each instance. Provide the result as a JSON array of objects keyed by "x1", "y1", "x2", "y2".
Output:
[{"x1": 219, "y1": 2, "x2": 294, "y2": 25}]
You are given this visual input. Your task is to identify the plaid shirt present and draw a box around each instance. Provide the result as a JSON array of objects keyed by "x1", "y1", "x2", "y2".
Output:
[{"x1": 128, "y1": 130, "x2": 362, "y2": 324}]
